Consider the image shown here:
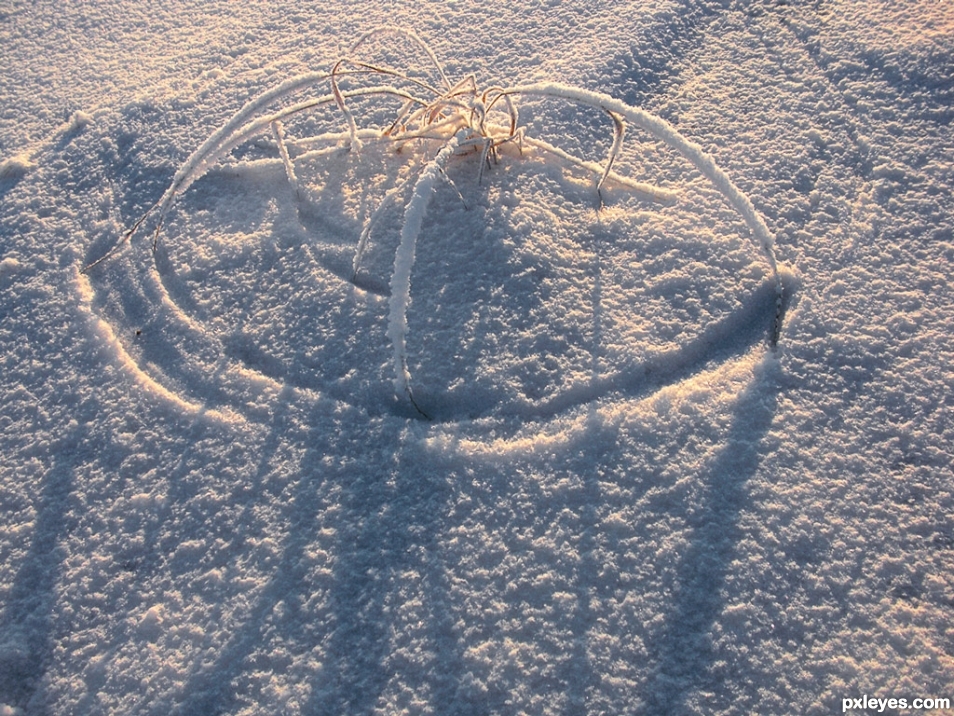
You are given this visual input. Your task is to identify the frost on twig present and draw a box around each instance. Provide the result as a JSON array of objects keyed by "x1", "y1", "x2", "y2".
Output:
[
  {"x1": 596, "y1": 111, "x2": 625, "y2": 207},
  {"x1": 92, "y1": 27, "x2": 787, "y2": 414},
  {"x1": 388, "y1": 128, "x2": 472, "y2": 418},
  {"x1": 270, "y1": 120, "x2": 299, "y2": 196}
]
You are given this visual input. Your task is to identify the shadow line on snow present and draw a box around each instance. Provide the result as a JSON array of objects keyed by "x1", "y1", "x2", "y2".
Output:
[
  {"x1": 164, "y1": 392, "x2": 340, "y2": 716},
  {"x1": 636, "y1": 357, "x2": 780, "y2": 714},
  {"x1": 168, "y1": 405, "x2": 479, "y2": 716},
  {"x1": 300, "y1": 429, "x2": 480, "y2": 716},
  {"x1": 419, "y1": 270, "x2": 797, "y2": 423},
  {"x1": 0, "y1": 423, "x2": 85, "y2": 711},
  {"x1": 614, "y1": 0, "x2": 731, "y2": 111}
]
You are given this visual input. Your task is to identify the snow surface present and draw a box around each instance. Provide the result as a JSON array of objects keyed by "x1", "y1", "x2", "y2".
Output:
[{"x1": 1, "y1": 1, "x2": 953, "y2": 714}]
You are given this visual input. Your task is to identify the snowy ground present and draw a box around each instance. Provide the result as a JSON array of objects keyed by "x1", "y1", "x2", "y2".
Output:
[{"x1": 1, "y1": 1, "x2": 953, "y2": 714}]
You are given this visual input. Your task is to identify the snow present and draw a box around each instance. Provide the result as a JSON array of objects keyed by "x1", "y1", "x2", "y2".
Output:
[{"x1": 1, "y1": 1, "x2": 953, "y2": 714}]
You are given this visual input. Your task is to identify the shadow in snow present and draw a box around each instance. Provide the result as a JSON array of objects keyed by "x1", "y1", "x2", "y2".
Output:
[
  {"x1": 302, "y1": 424, "x2": 476, "y2": 715},
  {"x1": 0, "y1": 422, "x2": 85, "y2": 711},
  {"x1": 169, "y1": 403, "x2": 477, "y2": 716},
  {"x1": 561, "y1": 420, "x2": 615, "y2": 713},
  {"x1": 167, "y1": 393, "x2": 327, "y2": 715},
  {"x1": 419, "y1": 270, "x2": 797, "y2": 423},
  {"x1": 0, "y1": 170, "x2": 27, "y2": 201},
  {"x1": 563, "y1": 224, "x2": 609, "y2": 712},
  {"x1": 636, "y1": 361, "x2": 780, "y2": 714},
  {"x1": 614, "y1": 0, "x2": 731, "y2": 111}
]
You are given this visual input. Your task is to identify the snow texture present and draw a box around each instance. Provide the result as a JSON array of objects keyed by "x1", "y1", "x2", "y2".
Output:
[{"x1": 1, "y1": 2, "x2": 953, "y2": 715}]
